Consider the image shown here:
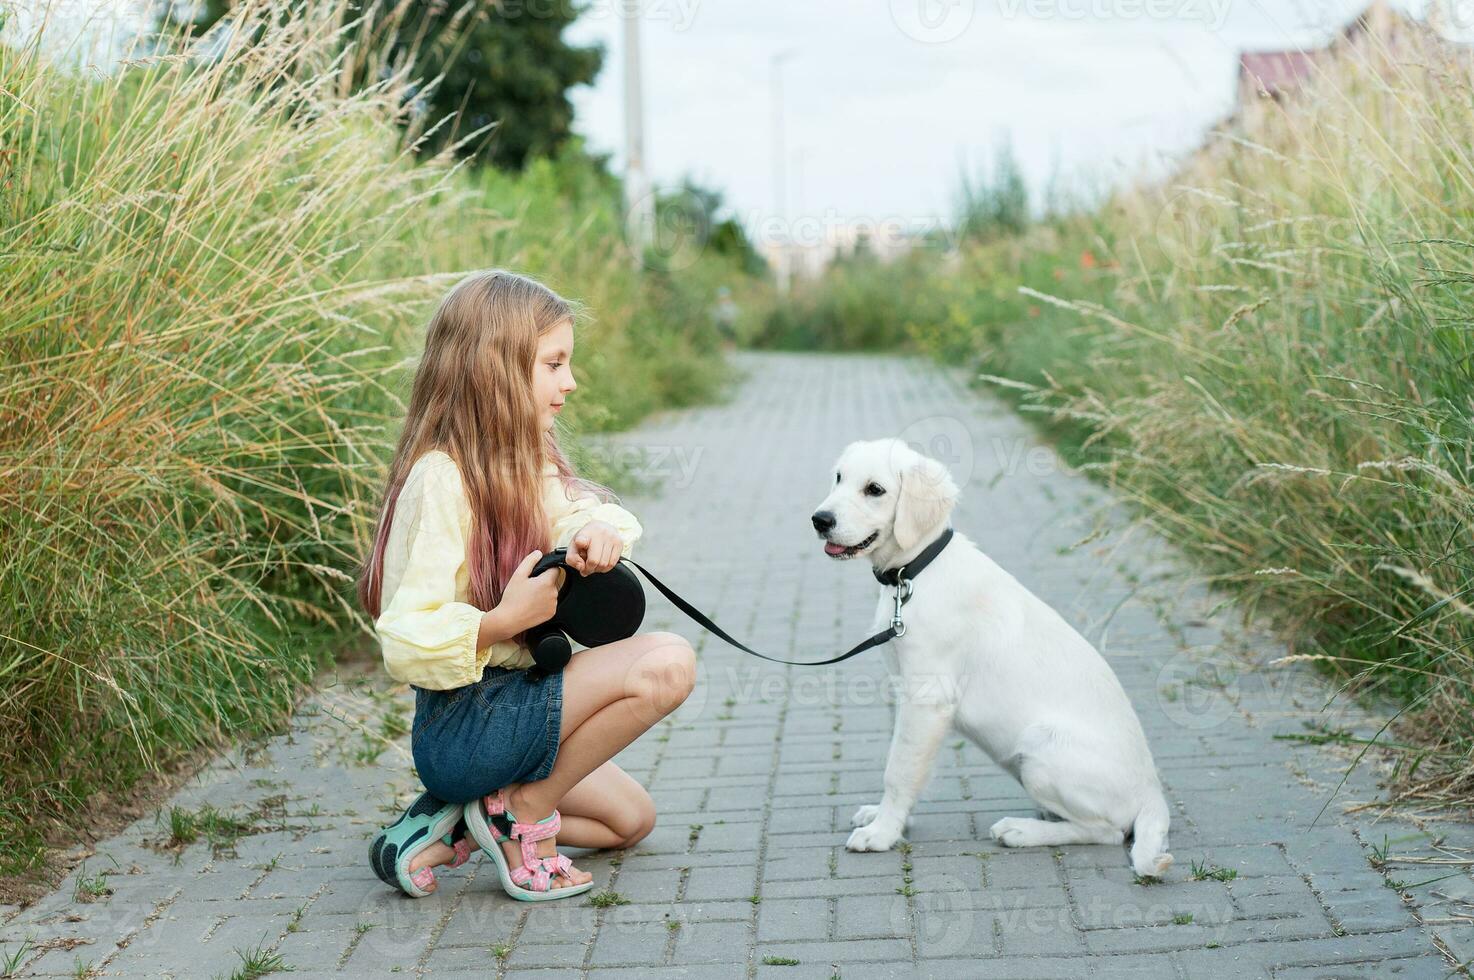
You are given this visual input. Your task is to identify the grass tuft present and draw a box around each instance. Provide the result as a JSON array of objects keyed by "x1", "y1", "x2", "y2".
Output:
[{"x1": 588, "y1": 889, "x2": 630, "y2": 908}]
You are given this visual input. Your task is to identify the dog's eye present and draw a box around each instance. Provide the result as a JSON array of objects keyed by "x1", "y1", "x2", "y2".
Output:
[
  {"x1": 835, "y1": 472, "x2": 841, "y2": 484},
  {"x1": 864, "y1": 483, "x2": 885, "y2": 497}
]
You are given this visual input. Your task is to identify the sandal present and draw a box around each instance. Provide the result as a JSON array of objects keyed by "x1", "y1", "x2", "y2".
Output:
[
  {"x1": 462, "y1": 789, "x2": 595, "y2": 902},
  {"x1": 369, "y1": 790, "x2": 473, "y2": 898}
]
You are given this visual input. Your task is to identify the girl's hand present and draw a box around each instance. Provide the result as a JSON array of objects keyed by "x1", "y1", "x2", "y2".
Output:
[
  {"x1": 567, "y1": 520, "x2": 622, "y2": 576},
  {"x1": 499, "y1": 550, "x2": 561, "y2": 633}
]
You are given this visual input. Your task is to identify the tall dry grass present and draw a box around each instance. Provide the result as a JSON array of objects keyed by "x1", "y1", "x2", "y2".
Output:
[
  {"x1": 0, "y1": 0, "x2": 756, "y2": 874},
  {"x1": 776, "y1": 24, "x2": 1474, "y2": 806}
]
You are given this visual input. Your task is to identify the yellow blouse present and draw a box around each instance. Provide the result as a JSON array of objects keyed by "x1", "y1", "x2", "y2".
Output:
[{"x1": 374, "y1": 449, "x2": 642, "y2": 690}]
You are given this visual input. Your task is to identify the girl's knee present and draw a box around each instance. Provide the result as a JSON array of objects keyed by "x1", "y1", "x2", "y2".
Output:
[
  {"x1": 636, "y1": 633, "x2": 696, "y2": 713},
  {"x1": 616, "y1": 797, "x2": 657, "y2": 849},
  {"x1": 644, "y1": 630, "x2": 692, "y2": 658}
]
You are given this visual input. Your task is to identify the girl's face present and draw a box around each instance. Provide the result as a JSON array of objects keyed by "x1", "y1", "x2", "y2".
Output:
[{"x1": 534, "y1": 318, "x2": 577, "y2": 432}]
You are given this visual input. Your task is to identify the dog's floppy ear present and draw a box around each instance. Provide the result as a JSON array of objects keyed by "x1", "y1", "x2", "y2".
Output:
[{"x1": 893, "y1": 455, "x2": 960, "y2": 552}]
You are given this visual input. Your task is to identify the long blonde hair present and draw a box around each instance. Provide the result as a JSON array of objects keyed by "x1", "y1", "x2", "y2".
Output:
[{"x1": 357, "y1": 270, "x2": 613, "y2": 629}]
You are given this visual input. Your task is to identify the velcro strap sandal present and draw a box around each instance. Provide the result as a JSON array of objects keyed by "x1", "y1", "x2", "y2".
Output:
[
  {"x1": 369, "y1": 790, "x2": 471, "y2": 899},
  {"x1": 462, "y1": 790, "x2": 594, "y2": 902}
]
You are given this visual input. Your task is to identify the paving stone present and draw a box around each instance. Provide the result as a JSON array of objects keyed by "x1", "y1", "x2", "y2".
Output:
[
  {"x1": 503, "y1": 940, "x2": 589, "y2": 969},
  {"x1": 834, "y1": 893, "x2": 910, "y2": 940},
  {"x1": 758, "y1": 898, "x2": 830, "y2": 942},
  {"x1": 612, "y1": 869, "x2": 683, "y2": 904},
  {"x1": 422, "y1": 942, "x2": 514, "y2": 972},
  {"x1": 10, "y1": 944, "x2": 111, "y2": 978},
  {"x1": 587, "y1": 919, "x2": 673, "y2": 968},
  {"x1": 587, "y1": 968, "x2": 745, "y2": 980},
  {"x1": 754, "y1": 938, "x2": 912, "y2": 964},
  {"x1": 669, "y1": 919, "x2": 753, "y2": 963},
  {"x1": 270, "y1": 923, "x2": 361, "y2": 971},
  {"x1": 683, "y1": 864, "x2": 758, "y2": 902},
  {"x1": 5, "y1": 352, "x2": 1466, "y2": 979}
]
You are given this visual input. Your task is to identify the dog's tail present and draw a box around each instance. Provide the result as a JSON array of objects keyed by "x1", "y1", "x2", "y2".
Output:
[{"x1": 1129, "y1": 791, "x2": 1173, "y2": 879}]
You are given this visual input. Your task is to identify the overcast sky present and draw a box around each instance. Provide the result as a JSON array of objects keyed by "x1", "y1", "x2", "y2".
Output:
[
  {"x1": 18, "y1": 0, "x2": 1440, "y2": 240},
  {"x1": 564, "y1": 0, "x2": 1433, "y2": 239}
]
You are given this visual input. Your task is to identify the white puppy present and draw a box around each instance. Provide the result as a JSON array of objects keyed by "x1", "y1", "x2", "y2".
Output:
[{"x1": 811, "y1": 438, "x2": 1173, "y2": 878}]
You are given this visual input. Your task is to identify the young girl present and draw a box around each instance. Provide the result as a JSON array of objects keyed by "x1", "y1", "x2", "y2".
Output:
[{"x1": 357, "y1": 270, "x2": 697, "y2": 901}]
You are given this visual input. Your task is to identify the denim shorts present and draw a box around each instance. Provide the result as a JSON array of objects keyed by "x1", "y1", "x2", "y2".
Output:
[{"x1": 410, "y1": 663, "x2": 563, "y2": 804}]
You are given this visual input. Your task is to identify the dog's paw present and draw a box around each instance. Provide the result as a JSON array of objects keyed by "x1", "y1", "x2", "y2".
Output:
[
  {"x1": 846, "y1": 820, "x2": 902, "y2": 852},
  {"x1": 989, "y1": 817, "x2": 1037, "y2": 848},
  {"x1": 850, "y1": 804, "x2": 882, "y2": 829},
  {"x1": 1136, "y1": 852, "x2": 1173, "y2": 879}
]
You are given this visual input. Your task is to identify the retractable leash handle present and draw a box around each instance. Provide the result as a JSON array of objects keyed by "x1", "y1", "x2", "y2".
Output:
[{"x1": 526, "y1": 549, "x2": 646, "y2": 673}]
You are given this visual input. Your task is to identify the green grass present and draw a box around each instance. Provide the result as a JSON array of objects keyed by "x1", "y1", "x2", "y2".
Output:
[
  {"x1": 212, "y1": 944, "x2": 287, "y2": 980},
  {"x1": 70, "y1": 868, "x2": 112, "y2": 904},
  {"x1": 0, "y1": 0, "x2": 768, "y2": 878},
  {"x1": 759, "y1": 24, "x2": 1474, "y2": 808},
  {"x1": 2, "y1": 939, "x2": 31, "y2": 976},
  {"x1": 588, "y1": 889, "x2": 630, "y2": 908},
  {"x1": 165, "y1": 804, "x2": 259, "y2": 855},
  {"x1": 1189, "y1": 860, "x2": 1239, "y2": 883}
]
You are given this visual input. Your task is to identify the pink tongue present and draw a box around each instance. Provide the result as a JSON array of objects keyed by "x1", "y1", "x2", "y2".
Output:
[{"x1": 824, "y1": 542, "x2": 847, "y2": 556}]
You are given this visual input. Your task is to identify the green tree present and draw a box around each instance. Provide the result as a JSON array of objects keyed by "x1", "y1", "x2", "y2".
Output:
[
  {"x1": 653, "y1": 176, "x2": 765, "y2": 276},
  {"x1": 152, "y1": 0, "x2": 603, "y2": 171},
  {"x1": 390, "y1": 0, "x2": 602, "y2": 169},
  {"x1": 953, "y1": 136, "x2": 1030, "y2": 244},
  {"x1": 154, "y1": 0, "x2": 230, "y2": 40}
]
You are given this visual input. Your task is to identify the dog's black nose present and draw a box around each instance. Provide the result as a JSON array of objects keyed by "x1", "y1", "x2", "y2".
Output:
[{"x1": 811, "y1": 511, "x2": 836, "y2": 534}]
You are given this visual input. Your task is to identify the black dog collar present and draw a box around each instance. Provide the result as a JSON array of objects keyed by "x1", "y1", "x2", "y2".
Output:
[{"x1": 873, "y1": 526, "x2": 955, "y2": 587}]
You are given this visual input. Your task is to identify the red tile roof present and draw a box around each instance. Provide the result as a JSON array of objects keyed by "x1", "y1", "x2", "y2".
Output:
[{"x1": 1239, "y1": 49, "x2": 1325, "y2": 95}]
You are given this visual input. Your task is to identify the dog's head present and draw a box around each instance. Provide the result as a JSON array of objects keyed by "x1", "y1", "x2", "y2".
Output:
[{"x1": 810, "y1": 438, "x2": 960, "y2": 567}]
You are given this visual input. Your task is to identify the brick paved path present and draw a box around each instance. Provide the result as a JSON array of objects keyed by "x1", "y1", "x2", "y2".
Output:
[{"x1": 4, "y1": 352, "x2": 1470, "y2": 979}]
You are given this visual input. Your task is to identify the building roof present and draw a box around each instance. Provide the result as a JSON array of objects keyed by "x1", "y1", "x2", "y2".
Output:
[
  {"x1": 1238, "y1": 49, "x2": 1325, "y2": 95},
  {"x1": 1237, "y1": 0, "x2": 1402, "y2": 97}
]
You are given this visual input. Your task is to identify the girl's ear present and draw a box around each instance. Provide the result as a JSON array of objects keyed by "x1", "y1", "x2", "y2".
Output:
[{"x1": 893, "y1": 456, "x2": 960, "y2": 552}]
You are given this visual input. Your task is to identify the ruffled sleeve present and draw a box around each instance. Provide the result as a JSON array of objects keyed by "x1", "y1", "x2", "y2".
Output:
[{"x1": 375, "y1": 456, "x2": 504, "y2": 689}]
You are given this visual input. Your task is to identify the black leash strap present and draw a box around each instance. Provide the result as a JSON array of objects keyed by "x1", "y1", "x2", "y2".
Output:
[
  {"x1": 615, "y1": 527, "x2": 955, "y2": 668},
  {"x1": 619, "y1": 557, "x2": 899, "y2": 666}
]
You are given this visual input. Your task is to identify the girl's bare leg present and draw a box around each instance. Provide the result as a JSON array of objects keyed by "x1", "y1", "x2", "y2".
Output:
[
  {"x1": 410, "y1": 631, "x2": 694, "y2": 890},
  {"x1": 498, "y1": 630, "x2": 694, "y2": 887},
  {"x1": 553, "y1": 760, "x2": 657, "y2": 850},
  {"x1": 406, "y1": 760, "x2": 656, "y2": 891}
]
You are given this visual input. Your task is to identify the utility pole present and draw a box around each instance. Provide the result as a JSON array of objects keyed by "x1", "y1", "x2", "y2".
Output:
[
  {"x1": 770, "y1": 48, "x2": 796, "y2": 294},
  {"x1": 794, "y1": 145, "x2": 808, "y2": 218},
  {"x1": 623, "y1": 5, "x2": 654, "y2": 268}
]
